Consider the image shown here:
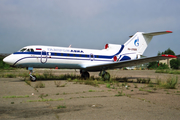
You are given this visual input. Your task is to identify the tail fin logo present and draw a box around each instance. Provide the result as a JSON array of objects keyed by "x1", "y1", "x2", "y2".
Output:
[{"x1": 134, "y1": 38, "x2": 139, "y2": 47}]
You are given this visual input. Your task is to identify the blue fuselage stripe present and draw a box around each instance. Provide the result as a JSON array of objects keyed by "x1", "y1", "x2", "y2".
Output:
[{"x1": 13, "y1": 45, "x2": 125, "y2": 59}]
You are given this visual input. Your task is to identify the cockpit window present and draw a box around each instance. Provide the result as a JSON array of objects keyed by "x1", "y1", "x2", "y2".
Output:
[
  {"x1": 30, "y1": 49, "x2": 34, "y2": 52},
  {"x1": 20, "y1": 48, "x2": 27, "y2": 52},
  {"x1": 19, "y1": 48, "x2": 34, "y2": 52}
]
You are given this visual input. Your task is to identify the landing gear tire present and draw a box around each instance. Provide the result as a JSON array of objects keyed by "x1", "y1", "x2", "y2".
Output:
[
  {"x1": 102, "y1": 72, "x2": 110, "y2": 81},
  {"x1": 30, "y1": 75, "x2": 37, "y2": 82},
  {"x1": 80, "y1": 70, "x2": 90, "y2": 79}
]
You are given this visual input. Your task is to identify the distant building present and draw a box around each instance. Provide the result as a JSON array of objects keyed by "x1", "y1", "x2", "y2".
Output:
[{"x1": 159, "y1": 58, "x2": 177, "y2": 68}]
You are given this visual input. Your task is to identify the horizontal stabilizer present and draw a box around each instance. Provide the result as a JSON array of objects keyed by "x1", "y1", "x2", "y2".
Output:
[{"x1": 143, "y1": 31, "x2": 172, "y2": 36}]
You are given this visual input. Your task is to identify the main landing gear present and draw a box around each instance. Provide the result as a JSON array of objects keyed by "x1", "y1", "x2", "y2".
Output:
[
  {"x1": 99, "y1": 71, "x2": 110, "y2": 81},
  {"x1": 80, "y1": 70, "x2": 90, "y2": 79},
  {"x1": 80, "y1": 70, "x2": 110, "y2": 81},
  {"x1": 28, "y1": 67, "x2": 37, "y2": 82}
]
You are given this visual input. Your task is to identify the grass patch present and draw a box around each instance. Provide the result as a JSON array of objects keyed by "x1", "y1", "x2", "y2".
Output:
[
  {"x1": 25, "y1": 80, "x2": 31, "y2": 86},
  {"x1": 106, "y1": 83, "x2": 111, "y2": 88},
  {"x1": 3, "y1": 95, "x2": 29, "y2": 98},
  {"x1": 89, "y1": 90, "x2": 96, "y2": 92},
  {"x1": 157, "y1": 76, "x2": 178, "y2": 89},
  {"x1": 27, "y1": 98, "x2": 64, "y2": 102},
  {"x1": 35, "y1": 81, "x2": 45, "y2": 88},
  {"x1": 156, "y1": 69, "x2": 180, "y2": 74},
  {"x1": 54, "y1": 81, "x2": 67, "y2": 87},
  {"x1": 57, "y1": 104, "x2": 66, "y2": 109},
  {"x1": 115, "y1": 90, "x2": 124, "y2": 96}
]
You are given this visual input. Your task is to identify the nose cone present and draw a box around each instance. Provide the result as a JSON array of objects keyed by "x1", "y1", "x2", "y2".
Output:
[{"x1": 3, "y1": 55, "x2": 14, "y2": 66}]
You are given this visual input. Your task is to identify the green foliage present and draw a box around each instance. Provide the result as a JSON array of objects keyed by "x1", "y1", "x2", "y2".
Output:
[
  {"x1": 149, "y1": 48, "x2": 175, "y2": 70},
  {"x1": 0, "y1": 57, "x2": 10, "y2": 69},
  {"x1": 84, "y1": 80, "x2": 99, "y2": 87},
  {"x1": 159, "y1": 48, "x2": 175, "y2": 55},
  {"x1": 147, "y1": 61, "x2": 158, "y2": 69},
  {"x1": 3, "y1": 95, "x2": 29, "y2": 98},
  {"x1": 115, "y1": 90, "x2": 124, "y2": 96},
  {"x1": 148, "y1": 82, "x2": 154, "y2": 87},
  {"x1": 165, "y1": 76, "x2": 178, "y2": 89},
  {"x1": 148, "y1": 62, "x2": 169, "y2": 70},
  {"x1": 88, "y1": 90, "x2": 96, "y2": 92},
  {"x1": 106, "y1": 83, "x2": 111, "y2": 88},
  {"x1": 155, "y1": 69, "x2": 180, "y2": 74},
  {"x1": 156, "y1": 63, "x2": 169, "y2": 70},
  {"x1": 170, "y1": 59, "x2": 180, "y2": 69},
  {"x1": 27, "y1": 98, "x2": 63, "y2": 102},
  {"x1": 156, "y1": 76, "x2": 178, "y2": 89},
  {"x1": 57, "y1": 104, "x2": 66, "y2": 109}
]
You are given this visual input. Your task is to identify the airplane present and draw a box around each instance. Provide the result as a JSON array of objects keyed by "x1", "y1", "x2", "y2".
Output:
[{"x1": 3, "y1": 31, "x2": 176, "y2": 82}]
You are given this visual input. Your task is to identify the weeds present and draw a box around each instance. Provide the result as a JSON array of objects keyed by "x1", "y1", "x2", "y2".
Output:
[
  {"x1": 89, "y1": 90, "x2": 96, "y2": 92},
  {"x1": 133, "y1": 83, "x2": 138, "y2": 88},
  {"x1": 54, "y1": 81, "x2": 67, "y2": 87},
  {"x1": 39, "y1": 93, "x2": 48, "y2": 99},
  {"x1": 57, "y1": 103, "x2": 66, "y2": 109},
  {"x1": 3, "y1": 95, "x2": 29, "y2": 98},
  {"x1": 156, "y1": 69, "x2": 180, "y2": 74},
  {"x1": 106, "y1": 83, "x2": 111, "y2": 88},
  {"x1": 157, "y1": 76, "x2": 178, "y2": 89},
  {"x1": 27, "y1": 98, "x2": 64, "y2": 102},
  {"x1": 148, "y1": 81, "x2": 154, "y2": 87},
  {"x1": 35, "y1": 82, "x2": 45, "y2": 88},
  {"x1": 25, "y1": 80, "x2": 31, "y2": 86},
  {"x1": 115, "y1": 90, "x2": 124, "y2": 96}
]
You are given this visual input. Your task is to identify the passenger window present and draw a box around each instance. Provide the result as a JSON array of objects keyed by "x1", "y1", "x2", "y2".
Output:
[
  {"x1": 61, "y1": 53, "x2": 63, "y2": 56},
  {"x1": 27, "y1": 49, "x2": 30, "y2": 52},
  {"x1": 54, "y1": 53, "x2": 57, "y2": 56}
]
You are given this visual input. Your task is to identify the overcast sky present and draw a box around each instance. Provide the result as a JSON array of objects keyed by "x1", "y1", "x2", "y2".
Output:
[{"x1": 0, "y1": 0, "x2": 179, "y2": 56}]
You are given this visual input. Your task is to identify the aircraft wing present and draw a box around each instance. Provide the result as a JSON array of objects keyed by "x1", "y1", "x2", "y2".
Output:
[{"x1": 85, "y1": 55, "x2": 177, "y2": 71}]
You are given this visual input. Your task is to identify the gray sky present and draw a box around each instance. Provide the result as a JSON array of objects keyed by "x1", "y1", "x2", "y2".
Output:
[{"x1": 0, "y1": 0, "x2": 179, "y2": 56}]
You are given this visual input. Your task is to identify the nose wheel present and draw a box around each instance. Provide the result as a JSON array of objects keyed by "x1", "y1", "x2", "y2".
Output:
[{"x1": 30, "y1": 75, "x2": 37, "y2": 82}]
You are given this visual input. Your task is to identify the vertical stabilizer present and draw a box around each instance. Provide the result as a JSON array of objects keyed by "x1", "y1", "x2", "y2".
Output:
[{"x1": 124, "y1": 31, "x2": 172, "y2": 57}]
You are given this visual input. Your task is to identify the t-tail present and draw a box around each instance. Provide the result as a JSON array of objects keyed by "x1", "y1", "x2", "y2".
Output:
[{"x1": 123, "y1": 31, "x2": 172, "y2": 59}]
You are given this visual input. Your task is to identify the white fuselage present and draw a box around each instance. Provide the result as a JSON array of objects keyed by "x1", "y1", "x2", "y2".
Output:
[{"x1": 3, "y1": 44, "x2": 136, "y2": 71}]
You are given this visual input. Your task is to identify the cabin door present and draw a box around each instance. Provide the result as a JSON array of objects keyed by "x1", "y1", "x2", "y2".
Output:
[
  {"x1": 41, "y1": 50, "x2": 47, "y2": 64},
  {"x1": 90, "y1": 53, "x2": 94, "y2": 61}
]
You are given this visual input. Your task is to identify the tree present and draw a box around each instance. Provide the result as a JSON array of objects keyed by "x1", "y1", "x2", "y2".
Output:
[
  {"x1": 159, "y1": 48, "x2": 175, "y2": 55},
  {"x1": 148, "y1": 48, "x2": 175, "y2": 69},
  {"x1": 170, "y1": 59, "x2": 180, "y2": 69}
]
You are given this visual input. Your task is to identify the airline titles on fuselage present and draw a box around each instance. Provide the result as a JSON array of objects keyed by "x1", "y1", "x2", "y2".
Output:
[{"x1": 47, "y1": 48, "x2": 84, "y2": 53}]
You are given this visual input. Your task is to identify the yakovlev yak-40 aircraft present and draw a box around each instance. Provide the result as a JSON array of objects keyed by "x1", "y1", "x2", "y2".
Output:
[{"x1": 3, "y1": 31, "x2": 176, "y2": 81}]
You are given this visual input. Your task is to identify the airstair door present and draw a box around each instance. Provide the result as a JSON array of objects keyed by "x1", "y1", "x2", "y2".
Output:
[{"x1": 41, "y1": 50, "x2": 47, "y2": 64}]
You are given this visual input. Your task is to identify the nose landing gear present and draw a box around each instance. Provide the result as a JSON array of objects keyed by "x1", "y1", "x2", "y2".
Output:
[{"x1": 28, "y1": 67, "x2": 37, "y2": 82}]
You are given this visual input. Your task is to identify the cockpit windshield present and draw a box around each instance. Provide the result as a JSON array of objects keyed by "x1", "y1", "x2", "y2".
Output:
[
  {"x1": 20, "y1": 48, "x2": 27, "y2": 52},
  {"x1": 19, "y1": 48, "x2": 34, "y2": 52}
]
